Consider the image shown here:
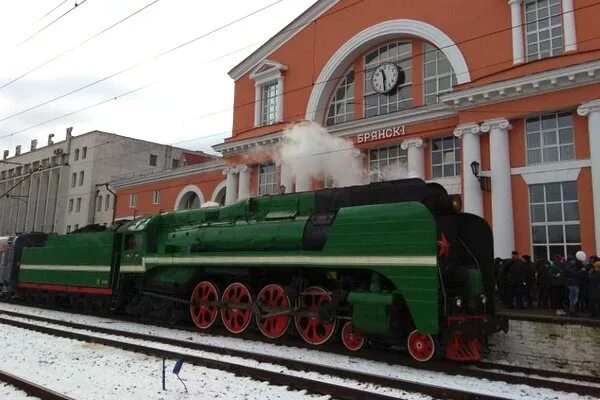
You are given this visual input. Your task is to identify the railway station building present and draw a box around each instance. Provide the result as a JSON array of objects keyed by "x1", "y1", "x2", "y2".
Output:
[{"x1": 206, "y1": 0, "x2": 600, "y2": 260}]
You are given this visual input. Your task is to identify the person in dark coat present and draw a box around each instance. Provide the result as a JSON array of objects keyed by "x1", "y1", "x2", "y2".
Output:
[
  {"x1": 562, "y1": 256, "x2": 584, "y2": 316},
  {"x1": 522, "y1": 255, "x2": 535, "y2": 308},
  {"x1": 550, "y1": 255, "x2": 565, "y2": 309},
  {"x1": 588, "y1": 262, "x2": 600, "y2": 319},
  {"x1": 537, "y1": 261, "x2": 553, "y2": 309},
  {"x1": 507, "y1": 251, "x2": 525, "y2": 309}
]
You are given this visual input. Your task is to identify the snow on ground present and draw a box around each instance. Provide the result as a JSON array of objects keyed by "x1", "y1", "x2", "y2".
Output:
[
  {"x1": 0, "y1": 303, "x2": 593, "y2": 400},
  {"x1": 0, "y1": 382, "x2": 38, "y2": 400},
  {"x1": 0, "y1": 323, "x2": 331, "y2": 400}
]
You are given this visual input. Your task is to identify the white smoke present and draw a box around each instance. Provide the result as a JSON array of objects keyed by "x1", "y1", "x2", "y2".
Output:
[
  {"x1": 377, "y1": 162, "x2": 409, "y2": 182},
  {"x1": 277, "y1": 121, "x2": 366, "y2": 188}
]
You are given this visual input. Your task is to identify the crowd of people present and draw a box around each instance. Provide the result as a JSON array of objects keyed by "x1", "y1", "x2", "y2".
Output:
[{"x1": 494, "y1": 251, "x2": 600, "y2": 319}]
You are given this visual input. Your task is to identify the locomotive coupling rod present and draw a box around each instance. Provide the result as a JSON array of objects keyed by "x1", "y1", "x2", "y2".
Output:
[{"x1": 142, "y1": 291, "x2": 191, "y2": 305}]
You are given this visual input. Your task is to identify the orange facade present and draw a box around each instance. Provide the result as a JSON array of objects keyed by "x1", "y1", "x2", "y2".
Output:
[{"x1": 116, "y1": 0, "x2": 600, "y2": 260}]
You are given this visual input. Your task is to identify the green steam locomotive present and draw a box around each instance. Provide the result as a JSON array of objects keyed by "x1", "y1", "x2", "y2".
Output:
[{"x1": 0, "y1": 178, "x2": 507, "y2": 362}]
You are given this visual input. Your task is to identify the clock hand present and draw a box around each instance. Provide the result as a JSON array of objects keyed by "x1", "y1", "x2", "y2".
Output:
[{"x1": 381, "y1": 69, "x2": 386, "y2": 89}]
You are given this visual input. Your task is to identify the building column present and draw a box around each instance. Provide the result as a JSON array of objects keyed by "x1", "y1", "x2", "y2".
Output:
[
  {"x1": 279, "y1": 163, "x2": 294, "y2": 193},
  {"x1": 481, "y1": 118, "x2": 515, "y2": 258},
  {"x1": 454, "y1": 123, "x2": 484, "y2": 217},
  {"x1": 223, "y1": 167, "x2": 238, "y2": 205},
  {"x1": 562, "y1": 0, "x2": 577, "y2": 52},
  {"x1": 577, "y1": 99, "x2": 600, "y2": 254},
  {"x1": 401, "y1": 138, "x2": 424, "y2": 179},
  {"x1": 237, "y1": 165, "x2": 251, "y2": 200},
  {"x1": 508, "y1": 0, "x2": 525, "y2": 64}
]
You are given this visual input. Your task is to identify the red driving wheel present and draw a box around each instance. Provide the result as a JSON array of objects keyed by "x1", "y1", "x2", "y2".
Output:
[
  {"x1": 407, "y1": 330, "x2": 436, "y2": 362},
  {"x1": 190, "y1": 281, "x2": 219, "y2": 330},
  {"x1": 255, "y1": 284, "x2": 291, "y2": 339},
  {"x1": 294, "y1": 286, "x2": 337, "y2": 345},
  {"x1": 220, "y1": 282, "x2": 253, "y2": 334},
  {"x1": 341, "y1": 321, "x2": 365, "y2": 351}
]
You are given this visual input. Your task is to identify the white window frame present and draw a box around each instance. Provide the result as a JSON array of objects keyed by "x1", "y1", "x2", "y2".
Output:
[
  {"x1": 76, "y1": 197, "x2": 81, "y2": 213},
  {"x1": 524, "y1": 0, "x2": 564, "y2": 61},
  {"x1": 529, "y1": 181, "x2": 580, "y2": 260},
  {"x1": 525, "y1": 112, "x2": 575, "y2": 165},
  {"x1": 105, "y1": 194, "x2": 110, "y2": 210},
  {"x1": 129, "y1": 193, "x2": 137, "y2": 208},
  {"x1": 431, "y1": 136, "x2": 461, "y2": 178},
  {"x1": 326, "y1": 69, "x2": 355, "y2": 126},
  {"x1": 249, "y1": 60, "x2": 287, "y2": 127},
  {"x1": 68, "y1": 199, "x2": 74, "y2": 213},
  {"x1": 258, "y1": 164, "x2": 279, "y2": 196},
  {"x1": 423, "y1": 43, "x2": 457, "y2": 105},
  {"x1": 153, "y1": 190, "x2": 160, "y2": 205},
  {"x1": 369, "y1": 145, "x2": 408, "y2": 182}
]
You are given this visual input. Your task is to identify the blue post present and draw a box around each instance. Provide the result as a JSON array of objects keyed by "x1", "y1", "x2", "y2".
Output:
[{"x1": 162, "y1": 356, "x2": 166, "y2": 391}]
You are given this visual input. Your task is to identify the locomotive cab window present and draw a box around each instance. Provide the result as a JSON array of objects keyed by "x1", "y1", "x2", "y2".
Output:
[{"x1": 125, "y1": 234, "x2": 143, "y2": 251}]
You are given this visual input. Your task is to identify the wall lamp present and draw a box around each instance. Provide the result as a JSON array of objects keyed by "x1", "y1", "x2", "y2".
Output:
[{"x1": 470, "y1": 161, "x2": 491, "y2": 192}]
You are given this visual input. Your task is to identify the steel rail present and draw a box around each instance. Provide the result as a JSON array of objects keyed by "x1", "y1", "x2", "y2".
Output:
[
  {"x1": 0, "y1": 313, "x2": 508, "y2": 400},
  {"x1": 0, "y1": 369, "x2": 75, "y2": 400}
]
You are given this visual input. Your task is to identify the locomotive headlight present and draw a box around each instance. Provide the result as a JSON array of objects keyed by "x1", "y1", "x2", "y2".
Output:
[
  {"x1": 455, "y1": 297, "x2": 462, "y2": 307},
  {"x1": 481, "y1": 294, "x2": 487, "y2": 305}
]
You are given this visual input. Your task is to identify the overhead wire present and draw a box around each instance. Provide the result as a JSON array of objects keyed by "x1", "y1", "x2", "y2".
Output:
[
  {"x1": 19, "y1": 0, "x2": 90, "y2": 47},
  {"x1": 0, "y1": 0, "x2": 163, "y2": 91},
  {"x1": 37, "y1": 0, "x2": 69, "y2": 21},
  {"x1": 1, "y1": 0, "x2": 598, "y2": 138}
]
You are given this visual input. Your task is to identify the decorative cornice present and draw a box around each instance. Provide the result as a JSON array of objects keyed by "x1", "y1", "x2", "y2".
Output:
[
  {"x1": 577, "y1": 99, "x2": 600, "y2": 117},
  {"x1": 112, "y1": 159, "x2": 226, "y2": 189},
  {"x1": 212, "y1": 130, "x2": 283, "y2": 156},
  {"x1": 481, "y1": 118, "x2": 512, "y2": 132},
  {"x1": 453, "y1": 123, "x2": 481, "y2": 138},
  {"x1": 401, "y1": 138, "x2": 424, "y2": 150},
  {"x1": 228, "y1": 0, "x2": 340, "y2": 80},
  {"x1": 441, "y1": 59, "x2": 600, "y2": 109},
  {"x1": 507, "y1": 0, "x2": 522, "y2": 5}
]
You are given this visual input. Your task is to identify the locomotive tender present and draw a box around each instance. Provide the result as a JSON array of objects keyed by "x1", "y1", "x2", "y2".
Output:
[{"x1": 1, "y1": 178, "x2": 507, "y2": 362}]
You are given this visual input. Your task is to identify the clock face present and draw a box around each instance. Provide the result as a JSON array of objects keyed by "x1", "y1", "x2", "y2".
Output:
[{"x1": 371, "y1": 62, "x2": 400, "y2": 94}]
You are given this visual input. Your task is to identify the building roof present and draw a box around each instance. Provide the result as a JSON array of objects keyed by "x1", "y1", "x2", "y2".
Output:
[
  {"x1": 182, "y1": 151, "x2": 218, "y2": 165},
  {"x1": 228, "y1": 0, "x2": 339, "y2": 80}
]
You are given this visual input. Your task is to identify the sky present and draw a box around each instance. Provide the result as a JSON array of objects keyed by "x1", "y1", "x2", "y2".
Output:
[{"x1": 0, "y1": 0, "x2": 318, "y2": 156}]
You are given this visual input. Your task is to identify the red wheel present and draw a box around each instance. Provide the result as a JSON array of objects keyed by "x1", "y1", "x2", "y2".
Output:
[
  {"x1": 407, "y1": 330, "x2": 436, "y2": 362},
  {"x1": 221, "y1": 282, "x2": 253, "y2": 334},
  {"x1": 190, "y1": 281, "x2": 219, "y2": 330},
  {"x1": 341, "y1": 321, "x2": 365, "y2": 351},
  {"x1": 255, "y1": 284, "x2": 291, "y2": 339},
  {"x1": 294, "y1": 286, "x2": 337, "y2": 345}
]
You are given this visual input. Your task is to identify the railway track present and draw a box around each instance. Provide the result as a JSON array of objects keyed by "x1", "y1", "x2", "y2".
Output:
[
  {"x1": 0, "y1": 369, "x2": 75, "y2": 400},
  {"x1": 0, "y1": 308, "x2": 597, "y2": 399}
]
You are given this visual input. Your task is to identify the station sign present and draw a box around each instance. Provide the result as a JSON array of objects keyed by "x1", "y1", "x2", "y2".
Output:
[{"x1": 355, "y1": 125, "x2": 406, "y2": 144}]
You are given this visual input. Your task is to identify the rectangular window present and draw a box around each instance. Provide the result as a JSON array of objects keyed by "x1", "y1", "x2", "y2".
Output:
[
  {"x1": 530, "y1": 182, "x2": 580, "y2": 260},
  {"x1": 431, "y1": 136, "x2": 461, "y2": 178},
  {"x1": 369, "y1": 145, "x2": 408, "y2": 182},
  {"x1": 261, "y1": 81, "x2": 279, "y2": 125},
  {"x1": 129, "y1": 193, "x2": 137, "y2": 208},
  {"x1": 66, "y1": 225, "x2": 71, "y2": 233},
  {"x1": 364, "y1": 41, "x2": 413, "y2": 118},
  {"x1": 172, "y1": 159, "x2": 180, "y2": 169},
  {"x1": 76, "y1": 197, "x2": 81, "y2": 212},
  {"x1": 423, "y1": 43, "x2": 457, "y2": 105},
  {"x1": 149, "y1": 154, "x2": 158, "y2": 167},
  {"x1": 68, "y1": 199, "x2": 74, "y2": 213},
  {"x1": 525, "y1": 0, "x2": 563, "y2": 61},
  {"x1": 525, "y1": 112, "x2": 574, "y2": 165},
  {"x1": 82, "y1": 147, "x2": 87, "y2": 159},
  {"x1": 153, "y1": 190, "x2": 160, "y2": 205},
  {"x1": 258, "y1": 164, "x2": 279, "y2": 196},
  {"x1": 74, "y1": 148, "x2": 79, "y2": 161},
  {"x1": 71, "y1": 173, "x2": 77, "y2": 188},
  {"x1": 79, "y1": 171, "x2": 84, "y2": 186},
  {"x1": 105, "y1": 194, "x2": 110, "y2": 210},
  {"x1": 74, "y1": 224, "x2": 79, "y2": 231},
  {"x1": 96, "y1": 196, "x2": 102, "y2": 211}
]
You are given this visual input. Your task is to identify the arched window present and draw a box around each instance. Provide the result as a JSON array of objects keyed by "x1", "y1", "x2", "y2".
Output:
[
  {"x1": 326, "y1": 70, "x2": 355, "y2": 126},
  {"x1": 364, "y1": 41, "x2": 413, "y2": 117},
  {"x1": 423, "y1": 43, "x2": 457, "y2": 105},
  {"x1": 178, "y1": 192, "x2": 201, "y2": 210}
]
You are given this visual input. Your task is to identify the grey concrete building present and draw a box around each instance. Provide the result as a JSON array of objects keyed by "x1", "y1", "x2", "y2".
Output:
[{"x1": 0, "y1": 128, "x2": 208, "y2": 234}]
